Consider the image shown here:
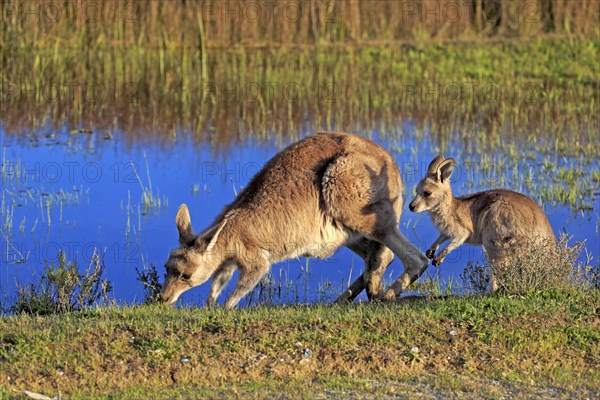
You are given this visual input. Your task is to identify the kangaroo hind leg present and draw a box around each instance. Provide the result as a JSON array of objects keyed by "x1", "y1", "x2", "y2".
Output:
[{"x1": 336, "y1": 238, "x2": 394, "y2": 303}]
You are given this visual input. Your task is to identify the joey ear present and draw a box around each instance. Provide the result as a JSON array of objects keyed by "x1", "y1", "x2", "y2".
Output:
[
  {"x1": 176, "y1": 204, "x2": 195, "y2": 245},
  {"x1": 437, "y1": 158, "x2": 455, "y2": 183},
  {"x1": 427, "y1": 155, "x2": 445, "y2": 174}
]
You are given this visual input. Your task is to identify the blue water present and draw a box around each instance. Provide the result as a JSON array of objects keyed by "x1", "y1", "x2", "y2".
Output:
[{"x1": 1, "y1": 126, "x2": 598, "y2": 308}]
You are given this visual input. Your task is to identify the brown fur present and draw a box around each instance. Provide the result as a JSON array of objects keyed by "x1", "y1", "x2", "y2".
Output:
[
  {"x1": 160, "y1": 132, "x2": 429, "y2": 308},
  {"x1": 409, "y1": 155, "x2": 555, "y2": 291}
]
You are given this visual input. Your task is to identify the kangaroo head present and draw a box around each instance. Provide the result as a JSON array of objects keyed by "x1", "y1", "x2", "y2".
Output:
[
  {"x1": 160, "y1": 204, "x2": 227, "y2": 305},
  {"x1": 409, "y1": 155, "x2": 455, "y2": 213}
]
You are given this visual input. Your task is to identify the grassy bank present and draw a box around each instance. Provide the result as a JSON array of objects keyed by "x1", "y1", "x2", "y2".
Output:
[{"x1": 1, "y1": 289, "x2": 598, "y2": 398}]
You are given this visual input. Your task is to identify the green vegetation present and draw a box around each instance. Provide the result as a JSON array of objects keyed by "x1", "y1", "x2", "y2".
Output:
[
  {"x1": 11, "y1": 251, "x2": 113, "y2": 315},
  {"x1": 1, "y1": 290, "x2": 598, "y2": 398},
  {"x1": 135, "y1": 263, "x2": 162, "y2": 305},
  {"x1": 3, "y1": 38, "x2": 597, "y2": 146}
]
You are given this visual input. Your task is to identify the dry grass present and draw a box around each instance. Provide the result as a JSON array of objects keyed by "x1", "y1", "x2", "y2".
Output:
[
  {"x1": 493, "y1": 235, "x2": 597, "y2": 294},
  {"x1": 462, "y1": 234, "x2": 597, "y2": 295},
  {"x1": 2, "y1": 0, "x2": 598, "y2": 49}
]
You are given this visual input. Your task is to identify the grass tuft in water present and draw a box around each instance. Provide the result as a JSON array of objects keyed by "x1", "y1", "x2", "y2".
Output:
[{"x1": 130, "y1": 153, "x2": 168, "y2": 215}]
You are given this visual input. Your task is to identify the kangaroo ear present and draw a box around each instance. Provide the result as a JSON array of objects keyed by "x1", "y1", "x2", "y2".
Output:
[
  {"x1": 203, "y1": 219, "x2": 228, "y2": 254},
  {"x1": 176, "y1": 204, "x2": 195, "y2": 245},
  {"x1": 427, "y1": 155, "x2": 445, "y2": 174},
  {"x1": 437, "y1": 158, "x2": 455, "y2": 183}
]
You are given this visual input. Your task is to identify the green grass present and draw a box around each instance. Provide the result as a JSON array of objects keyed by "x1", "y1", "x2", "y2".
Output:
[{"x1": 1, "y1": 289, "x2": 598, "y2": 398}]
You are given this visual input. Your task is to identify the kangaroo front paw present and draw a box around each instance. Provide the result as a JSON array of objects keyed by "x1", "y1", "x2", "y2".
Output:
[
  {"x1": 426, "y1": 248, "x2": 436, "y2": 259},
  {"x1": 432, "y1": 255, "x2": 444, "y2": 266}
]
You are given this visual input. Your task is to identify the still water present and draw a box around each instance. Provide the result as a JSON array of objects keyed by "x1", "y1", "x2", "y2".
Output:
[{"x1": 1, "y1": 125, "x2": 598, "y2": 308}]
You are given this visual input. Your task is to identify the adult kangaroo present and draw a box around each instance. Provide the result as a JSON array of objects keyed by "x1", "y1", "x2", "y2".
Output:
[{"x1": 160, "y1": 132, "x2": 429, "y2": 308}]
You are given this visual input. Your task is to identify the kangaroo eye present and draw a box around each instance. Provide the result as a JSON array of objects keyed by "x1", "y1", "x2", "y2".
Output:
[
  {"x1": 181, "y1": 273, "x2": 192, "y2": 281},
  {"x1": 423, "y1": 191, "x2": 432, "y2": 198}
]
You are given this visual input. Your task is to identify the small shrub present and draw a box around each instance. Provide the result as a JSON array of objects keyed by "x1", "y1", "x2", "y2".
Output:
[
  {"x1": 12, "y1": 250, "x2": 113, "y2": 315},
  {"x1": 136, "y1": 263, "x2": 162, "y2": 304},
  {"x1": 495, "y1": 235, "x2": 591, "y2": 293},
  {"x1": 589, "y1": 264, "x2": 600, "y2": 288},
  {"x1": 462, "y1": 234, "x2": 596, "y2": 295}
]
